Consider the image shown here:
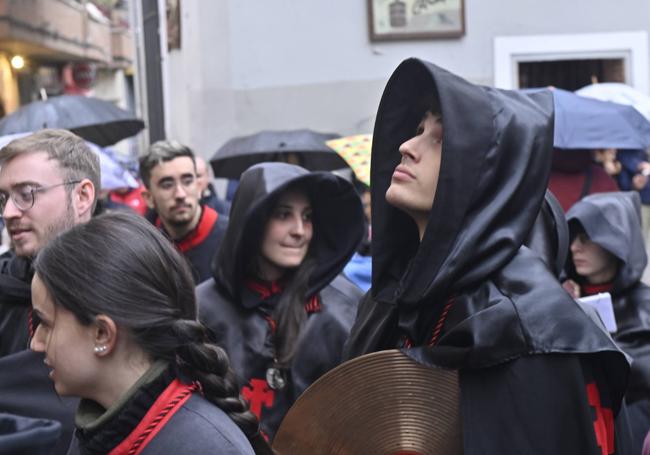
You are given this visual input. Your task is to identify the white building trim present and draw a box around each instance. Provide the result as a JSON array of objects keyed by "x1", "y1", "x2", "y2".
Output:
[{"x1": 494, "y1": 31, "x2": 649, "y2": 93}]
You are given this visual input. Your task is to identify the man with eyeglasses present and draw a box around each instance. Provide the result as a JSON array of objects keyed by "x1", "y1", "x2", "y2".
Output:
[
  {"x1": 0, "y1": 129, "x2": 98, "y2": 356},
  {"x1": 0, "y1": 128, "x2": 98, "y2": 454},
  {"x1": 140, "y1": 140, "x2": 228, "y2": 284}
]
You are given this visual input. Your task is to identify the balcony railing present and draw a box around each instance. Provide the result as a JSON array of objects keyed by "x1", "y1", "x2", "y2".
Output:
[{"x1": 0, "y1": 0, "x2": 113, "y2": 63}]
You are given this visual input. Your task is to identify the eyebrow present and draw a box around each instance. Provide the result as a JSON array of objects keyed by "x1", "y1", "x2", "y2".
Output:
[
  {"x1": 275, "y1": 205, "x2": 312, "y2": 214},
  {"x1": 4, "y1": 181, "x2": 43, "y2": 190}
]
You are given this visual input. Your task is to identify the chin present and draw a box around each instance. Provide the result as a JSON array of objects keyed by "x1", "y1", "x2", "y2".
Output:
[
  {"x1": 385, "y1": 185, "x2": 408, "y2": 210},
  {"x1": 13, "y1": 243, "x2": 38, "y2": 258}
]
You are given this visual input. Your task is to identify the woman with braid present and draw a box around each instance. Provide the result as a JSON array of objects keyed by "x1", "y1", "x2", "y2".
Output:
[{"x1": 29, "y1": 212, "x2": 267, "y2": 454}]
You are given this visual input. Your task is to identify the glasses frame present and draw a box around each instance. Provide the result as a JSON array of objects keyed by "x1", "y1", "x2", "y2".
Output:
[{"x1": 0, "y1": 180, "x2": 82, "y2": 215}]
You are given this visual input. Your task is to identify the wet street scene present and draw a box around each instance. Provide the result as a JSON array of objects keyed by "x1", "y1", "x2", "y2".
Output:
[{"x1": 1, "y1": 1, "x2": 650, "y2": 454}]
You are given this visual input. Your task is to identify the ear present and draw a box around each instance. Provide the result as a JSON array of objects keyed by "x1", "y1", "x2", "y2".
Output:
[
  {"x1": 92, "y1": 314, "x2": 118, "y2": 356},
  {"x1": 141, "y1": 188, "x2": 155, "y2": 210},
  {"x1": 73, "y1": 179, "x2": 96, "y2": 219}
]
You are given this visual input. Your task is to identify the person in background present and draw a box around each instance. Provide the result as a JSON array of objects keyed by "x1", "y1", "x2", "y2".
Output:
[
  {"x1": 344, "y1": 58, "x2": 631, "y2": 454},
  {"x1": 564, "y1": 191, "x2": 650, "y2": 455},
  {"x1": 343, "y1": 177, "x2": 372, "y2": 291},
  {"x1": 548, "y1": 148, "x2": 619, "y2": 212},
  {"x1": 195, "y1": 156, "x2": 231, "y2": 215},
  {"x1": 31, "y1": 212, "x2": 265, "y2": 454},
  {"x1": 617, "y1": 148, "x2": 650, "y2": 244},
  {"x1": 196, "y1": 162, "x2": 364, "y2": 440},
  {"x1": 140, "y1": 140, "x2": 228, "y2": 284},
  {"x1": 593, "y1": 148, "x2": 622, "y2": 177},
  {"x1": 0, "y1": 129, "x2": 100, "y2": 454}
]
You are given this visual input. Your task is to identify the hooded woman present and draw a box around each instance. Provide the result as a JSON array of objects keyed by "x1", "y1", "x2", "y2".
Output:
[
  {"x1": 30, "y1": 212, "x2": 264, "y2": 454},
  {"x1": 343, "y1": 58, "x2": 631, "y2": 454},
  {"x1": 196, "y1": 162, "x2": 364, "y2": 440},
  {"x1": 565, "y1": 191, "x2": 650, "y2": 453}
]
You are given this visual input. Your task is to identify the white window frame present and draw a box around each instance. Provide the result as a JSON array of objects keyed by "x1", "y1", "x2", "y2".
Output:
[{"x1": 494, "y1": 31, "x2": 649, "y2": 93}]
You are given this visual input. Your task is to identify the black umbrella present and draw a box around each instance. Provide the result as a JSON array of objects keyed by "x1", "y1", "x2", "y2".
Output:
[
  {"x1": 210, "y1": 129, "x2": 348, "y2": 179},
  {"x1": 0, "y1": 95, "x2": 145, "y2": 146}
]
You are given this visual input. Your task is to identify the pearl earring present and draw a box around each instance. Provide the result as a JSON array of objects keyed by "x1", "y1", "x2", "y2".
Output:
[{"x1": 93, "y1": 345, "x2": 107, "y2": 354}]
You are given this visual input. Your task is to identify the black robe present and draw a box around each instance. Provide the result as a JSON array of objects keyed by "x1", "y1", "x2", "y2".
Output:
[
  {"x1": 344, "y1": 58, "x2": 631, "y2": 454},
  {"x1": 155, "y1": 205, "x2": 229, "y2": 284},
  {"x1": 196, "y1": 162, "x2": 364, "y2": 440},
  {"x1": 0, "y1": 253, "x2": 77, "y2": 455},
  {"x1": 566, "y1": 191, "x2": 650, "y2": 453},
  {"x1": 0, "y1": 252, "x2": 32, "y2": 357}
]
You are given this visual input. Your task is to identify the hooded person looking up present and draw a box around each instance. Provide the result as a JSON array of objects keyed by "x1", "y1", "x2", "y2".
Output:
[
  {"x1": 196, "y1": 162, "x2": 364, "y2": 440},
  {"x1": 344, "y1": 58, "x2": 631, "y2": 454},
  {"x1": 565, "y1": 191, "x2": 650, "y2": 453}
]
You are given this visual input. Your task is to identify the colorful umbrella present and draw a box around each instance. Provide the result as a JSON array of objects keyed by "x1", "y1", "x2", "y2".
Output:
[{"x1": 326, "y1": 134, "x2": 372, "y2": 187}]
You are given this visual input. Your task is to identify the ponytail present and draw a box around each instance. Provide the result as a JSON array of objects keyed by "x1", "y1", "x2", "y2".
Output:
[
  {"x1": 33, "y1": 212, "x2": 272, "y2": 453},
  {"x1": 170, "y1": 320, "x2": 259, "y2": 437}
]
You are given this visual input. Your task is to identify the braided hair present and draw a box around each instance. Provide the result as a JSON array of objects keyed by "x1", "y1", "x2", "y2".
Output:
[{"x1": 33, "y1": 211, "x2": 263, "y2": 448}]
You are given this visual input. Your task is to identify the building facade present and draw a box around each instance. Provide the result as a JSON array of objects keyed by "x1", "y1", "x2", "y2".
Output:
[{"x1": 156, "y1": 0, "x2": 650, "y2": 159}]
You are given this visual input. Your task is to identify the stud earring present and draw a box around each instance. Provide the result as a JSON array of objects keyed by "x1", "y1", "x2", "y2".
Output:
[{"x1": 93, "y1": 345, "x2": 107, "y2": 354}]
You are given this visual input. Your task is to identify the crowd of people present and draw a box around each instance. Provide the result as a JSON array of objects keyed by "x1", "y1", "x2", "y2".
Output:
[{"x1": 0, "y1": 57, "x2": 649, "y2": 454}]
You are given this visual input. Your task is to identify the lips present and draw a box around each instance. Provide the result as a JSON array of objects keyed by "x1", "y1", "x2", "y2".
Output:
[
  {"x1": 8, "y1": 227, "x2": 31, "y2": 239},
  {"x1": 573, "y1": 259, "x2": 588, "y2": 268},
  {"x1": 392, "y1": 165, "x2": 415, "y2": 181},
  {"x1": 43, "y1": 359, "x2": 55, "y2": 379}
]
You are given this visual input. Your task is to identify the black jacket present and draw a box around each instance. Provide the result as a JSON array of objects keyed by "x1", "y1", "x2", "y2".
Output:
[
  {"x1": 154, "y1": 205, "x2": 229, "y2": 284},
  {"x1": 344, "y1": 58, "x2": 630, "y2": 454},
  {"x1": 0, "y1": 350, "x2": 77, "y2": 455},
  {"x1": 196, "y1": 162, "x2": 364, "y2": 440},
  {"x1": 0, "y1": 253, "x2": 77, "y2": 455},
  {"x1": 566, "y1": 191, "x2": 650, "y2": 403},
  {"x1": 0, "y1": 252, "x2": 32, "y2": 357},
  {"x1": 0, "y1": 411, "x2": 61, "y2": 455}
]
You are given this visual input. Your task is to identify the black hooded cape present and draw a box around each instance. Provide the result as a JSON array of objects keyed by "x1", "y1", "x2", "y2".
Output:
[
  {"x1": 196, "y1": 162, "x2": 364, "y2": 440},
  {"x1": 566, "y1": 191, "x2": 650, "y2": 453},
  {"x1": 344, "y1": 58, "x2": 631, "y2": 454}
]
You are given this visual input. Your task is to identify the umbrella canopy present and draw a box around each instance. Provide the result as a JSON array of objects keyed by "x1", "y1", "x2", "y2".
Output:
[
  {"x1": 0, "y1": 133, "x2": 138, "y2": 190},
  {"x1": 0, "y1": 95, "x2": 145, "y2": 146},
  {"x1": 326, "y1": 134, "x2": 372, "y2": 187},
  {"x1": 524, "y1": 88, "x2": 650, "y2": 150},
  {"x1": 576, "y1": 83, "x2": 650, "y2": 121},
  {"x1": 210, "y1": 129, "x2": 348, "y2": 179}
]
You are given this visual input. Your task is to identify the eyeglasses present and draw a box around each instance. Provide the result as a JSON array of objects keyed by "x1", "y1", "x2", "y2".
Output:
[{"x1": 0, "y1": 180, "x2": 81, "y2": 215}]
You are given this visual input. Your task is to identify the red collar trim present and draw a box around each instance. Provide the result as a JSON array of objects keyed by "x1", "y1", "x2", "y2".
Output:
[
  {"x1": 156, "y1": 206, "x2": 218, "y2": 253},
  {"x1": 245, "y1": 278, "x2": 321, "y2": 314},
  {"x1": 109, "y1": 379, "x2": 198, "y2": 455},
  {"x1": 245, "y1": 278, "x2": 284, "y2": 300},
  {"x1": 582, "y1": 282, "x2": 614, "y2": 296}
]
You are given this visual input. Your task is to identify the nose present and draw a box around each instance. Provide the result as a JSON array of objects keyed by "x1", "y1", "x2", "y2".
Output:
[
  {"x1": 290, "y1": 217, "x2": 306, "y2": 236},
  {"x1": 570, "y1": 237, "x2": 582, "y2": 253},
  {"x1": 398, "y1": 137, "x2": 418, "y2": 163},
  {"x1": 173, "y1": 182, "x2": 187, "y2": 199},
  {"x1": 2, "y1": 196, "x2": 22, "y2": 219},
  {"x1": 30, "y1": 323, "x2": 46, "y2": 353}
]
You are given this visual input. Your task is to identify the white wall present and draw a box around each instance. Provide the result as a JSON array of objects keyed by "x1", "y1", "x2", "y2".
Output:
[{"x1": 165, "y1": 0, "x2": 650, "y2": 158}]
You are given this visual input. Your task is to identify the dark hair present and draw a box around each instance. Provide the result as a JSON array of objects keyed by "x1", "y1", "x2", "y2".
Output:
[
  {"x1": 0, "y1": 129, "x2": 100, "y2": 209},
  {"x1": 139, "y1": 140, "x2": 196, "y2": 188},
  {"x1": 33, "y1": 212, "x2": 260, "y2": 443},
  {"x1": 249, "y1": 183, "x2": 317, "y2": 367}
]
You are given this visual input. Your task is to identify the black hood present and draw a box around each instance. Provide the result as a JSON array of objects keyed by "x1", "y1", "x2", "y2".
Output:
[
  {"x1": 213, "y1": 162, "x2": 364, "y2": 303},
  {"x1": 524, "y1": 190, "x2": 570, "y2": 278},
  {"x1": 370, "y1": 58, "x2": 554, "y2": 336},
  {"x1": 566, "y1": 191, "x2": 646, "y2": 292}
]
